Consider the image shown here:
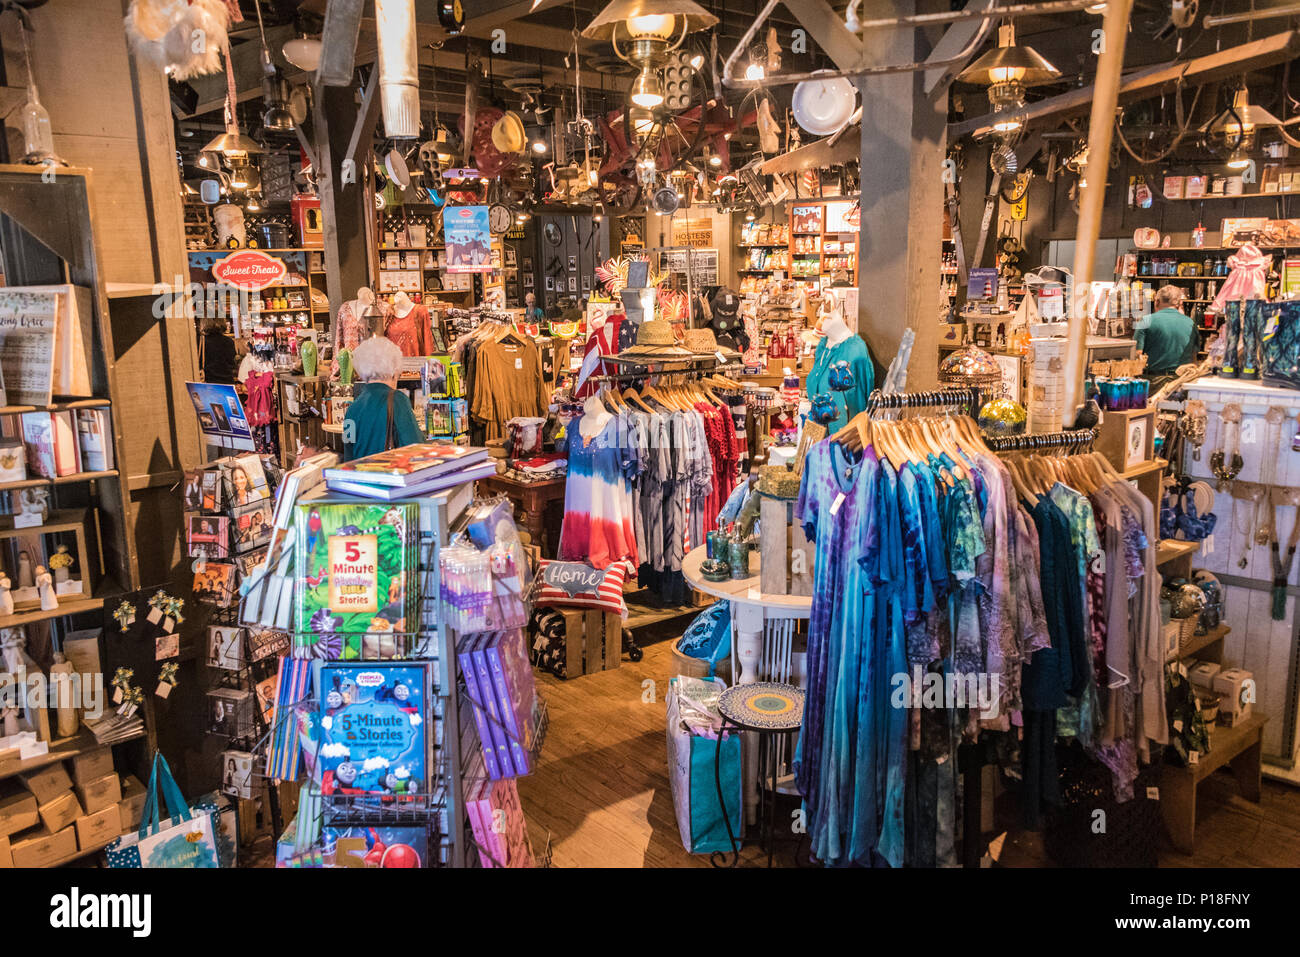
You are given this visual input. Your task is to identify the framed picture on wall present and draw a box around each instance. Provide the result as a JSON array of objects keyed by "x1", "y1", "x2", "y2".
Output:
[{"x1": 505, "y1": 247, "x2": 517, "y2": 266}]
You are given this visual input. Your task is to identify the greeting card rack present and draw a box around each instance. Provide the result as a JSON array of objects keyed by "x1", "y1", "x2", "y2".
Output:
[{"x1": 206, "y1": 604, "x2": 286, "y2": 843}]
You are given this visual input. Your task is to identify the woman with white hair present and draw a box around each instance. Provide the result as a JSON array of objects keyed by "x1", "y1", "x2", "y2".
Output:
[{"x1": 341, "y1": 335, "x2": 424, "y2": 461}]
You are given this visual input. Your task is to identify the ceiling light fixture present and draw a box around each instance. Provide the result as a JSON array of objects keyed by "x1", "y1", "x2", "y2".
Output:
[
  {"x1": 583, "y1": 0, "x2": 717, "y2": 112},
  {"x1": 958, "y1": 22, "x2": 1059, "y2": 132},
  {"x1": 630, "y1": 66, "x2": 665, "y2": 108},
  {"x1": 1202, "y1": 85, "x2": 1283, "y2": 161},
  {"x1": 282, "y1": 37, "x2": 322, "y2": 72}
]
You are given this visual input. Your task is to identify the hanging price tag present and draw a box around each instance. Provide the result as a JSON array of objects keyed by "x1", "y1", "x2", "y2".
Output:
[{"x1": 830, "y1": 492, "x2": 846, "y2": 516}]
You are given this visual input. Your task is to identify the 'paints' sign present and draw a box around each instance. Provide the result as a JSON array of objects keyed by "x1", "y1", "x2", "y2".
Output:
[{"x1": 212, "y1": 249, "x2": 289, "y2": 290}]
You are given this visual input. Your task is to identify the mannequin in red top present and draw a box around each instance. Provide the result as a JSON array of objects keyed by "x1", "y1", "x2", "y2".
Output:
[{"x1": 383, "y1": 291, "x2": 435, "y2": 356}]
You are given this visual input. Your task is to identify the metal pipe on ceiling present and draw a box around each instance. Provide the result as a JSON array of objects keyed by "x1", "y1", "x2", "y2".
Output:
[
  {"x1": 851, "y1": 0, "x2": 1098, "y2": 31},
  {"x1": 1204, "y1": 4, "x2": 1300, "y2": 28}
]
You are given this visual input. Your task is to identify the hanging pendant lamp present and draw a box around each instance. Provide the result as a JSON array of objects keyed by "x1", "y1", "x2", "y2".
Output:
[{"x1": 203, "y1": 51, "x2": 263, "y2": 158}]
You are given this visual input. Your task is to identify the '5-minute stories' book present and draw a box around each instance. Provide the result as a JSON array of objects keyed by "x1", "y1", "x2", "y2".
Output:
[
  {"x1": 318, "y1": 661, "x2": 429, "y2": 796},
  {"x1": 293, "y1": 500, "x2": 417, "y2": 660}
]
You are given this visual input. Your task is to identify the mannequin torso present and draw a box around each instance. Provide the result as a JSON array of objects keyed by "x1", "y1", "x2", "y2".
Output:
[{"x1": 578, "y1": 394, "x2": 612, "y2": 445}]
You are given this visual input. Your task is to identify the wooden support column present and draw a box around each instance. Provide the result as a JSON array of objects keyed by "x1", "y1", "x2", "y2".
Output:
[
  {"x1": 1064, "y1": 0, "x2": 1134, "y2": 426},
  {"x1": 854, "y1": 0, "x2": 947, "y2": 389},
  {"x1": 313, "y1": 83, "x2": 377, "y2": 328}
]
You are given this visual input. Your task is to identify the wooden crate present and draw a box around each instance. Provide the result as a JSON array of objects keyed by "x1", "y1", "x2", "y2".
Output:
[{"x1": 561, "y1": 609, "x2": 622, "y2": 677}]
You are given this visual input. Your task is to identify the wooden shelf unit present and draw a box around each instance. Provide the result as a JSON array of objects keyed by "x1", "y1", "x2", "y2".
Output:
[{"x1": 0, "y1": 165, "x2": 139, "y2": 595}]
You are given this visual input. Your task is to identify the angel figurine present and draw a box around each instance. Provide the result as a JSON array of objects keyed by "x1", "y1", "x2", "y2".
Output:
[{"x1": 35, "y1": 565, "x2": 56, "y2": 611}]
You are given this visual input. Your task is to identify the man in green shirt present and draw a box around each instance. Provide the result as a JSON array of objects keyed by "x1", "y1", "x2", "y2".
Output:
[{"x1": 1135, "y1": 284, "x2": 1197, "y2": 388}]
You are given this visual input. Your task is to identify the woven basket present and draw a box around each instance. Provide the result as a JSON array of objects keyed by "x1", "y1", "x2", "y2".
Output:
[{"x1": 1044, "y1": 743, "x2": 1162, "y2": 868}]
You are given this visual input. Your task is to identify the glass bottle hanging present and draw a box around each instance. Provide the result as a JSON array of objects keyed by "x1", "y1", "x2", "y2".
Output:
[{"x1": 18, "y1": 20, "x2": 54, "y2": 161}]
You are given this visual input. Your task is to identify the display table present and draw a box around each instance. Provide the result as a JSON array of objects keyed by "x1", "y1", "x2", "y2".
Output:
[
  {"x1": 1160, "y1": 714, "x2": 1267, "y2": 854},
  {"x1": 476, "y1": 472, "x2": 566, "y2": 557},
  {"x1": 683, "y1": 545, "x2": 811, "y2": 829}
]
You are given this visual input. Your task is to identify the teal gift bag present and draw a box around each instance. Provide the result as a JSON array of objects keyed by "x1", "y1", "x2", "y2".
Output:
[
  {"x1": 106, "y1": 752, "x2": 221, "y2": 869},
  {"x1": 666, "y1": 677, "x2": 742, "y2": 854}
]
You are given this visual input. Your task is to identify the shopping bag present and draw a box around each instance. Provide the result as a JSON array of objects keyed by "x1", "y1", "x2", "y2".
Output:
[
  {"x1": 105, "y1": 752, "x2": 220, "y2": 868},
  {"x1": 666, "y1": 677, "x2": 741, "y2": 854}
]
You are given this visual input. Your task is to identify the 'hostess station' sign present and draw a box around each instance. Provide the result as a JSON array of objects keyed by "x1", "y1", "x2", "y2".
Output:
[{"x1": 211, "y1": 249, "x2": 288, "y2": 290}]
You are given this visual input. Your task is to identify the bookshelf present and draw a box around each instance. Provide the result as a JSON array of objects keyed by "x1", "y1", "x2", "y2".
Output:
[{"x1": 0, "y1": 165, "x2": 139, "y2": 596}]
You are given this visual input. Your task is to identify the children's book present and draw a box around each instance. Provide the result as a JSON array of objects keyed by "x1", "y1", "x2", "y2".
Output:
[
  {"x1": 293, "y1": 501, "x2": 418, "y2": 660},
  {"x1": 322, "y1": 824, "x2": 427, "y2": 868},
  {"x1": 318, "y1": 661, "x2": 429, "y2": 797},
  {"x1": 323, "y1": 442, "x2": 488, "y2": 488}
]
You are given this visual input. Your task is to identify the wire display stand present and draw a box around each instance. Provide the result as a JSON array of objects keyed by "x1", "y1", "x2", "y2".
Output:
[{"x1": 258, "y1": 481, "x2": 547, "y2": 868}]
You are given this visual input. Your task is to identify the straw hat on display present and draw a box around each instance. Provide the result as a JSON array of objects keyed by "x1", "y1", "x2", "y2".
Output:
[
  {"x1": 605, "y1": 318, "x2": 693, "y2": 361},
  {"x1": 683, "y1": 327, "x2": 741, "y2": 362}
]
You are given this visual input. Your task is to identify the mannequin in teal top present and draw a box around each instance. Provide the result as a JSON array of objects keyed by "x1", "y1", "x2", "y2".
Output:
[{"x1": 805, "y1": 309, "x2": 874, "y2": 433}]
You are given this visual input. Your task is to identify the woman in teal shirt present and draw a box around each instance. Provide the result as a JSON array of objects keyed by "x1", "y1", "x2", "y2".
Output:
[{"x1": 342, "y1": 336, "x2": 425, "y2": 461}]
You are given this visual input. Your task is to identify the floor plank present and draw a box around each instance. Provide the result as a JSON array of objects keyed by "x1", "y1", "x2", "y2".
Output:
[{"x1": 520, "y1": 636, "x2": 1300, "y2": 868}]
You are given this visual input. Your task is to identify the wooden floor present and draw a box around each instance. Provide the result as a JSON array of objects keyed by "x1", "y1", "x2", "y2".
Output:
[
  {"x1": 519, "y1": 637, "x2": 1300, "y2": 868},
  {"x1": 518, "y1": 631, "x2": 777, "y2": 868}
]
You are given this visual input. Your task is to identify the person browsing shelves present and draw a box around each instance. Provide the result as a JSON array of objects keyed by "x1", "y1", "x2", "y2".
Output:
[{"x1": 342, "y1": 335, "x2": 424, "y2": 461}]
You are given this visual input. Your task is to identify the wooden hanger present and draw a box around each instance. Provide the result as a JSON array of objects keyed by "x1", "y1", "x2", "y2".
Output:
[{"x1": 623, "y1": 386, "x2": 655, "y2": 414}]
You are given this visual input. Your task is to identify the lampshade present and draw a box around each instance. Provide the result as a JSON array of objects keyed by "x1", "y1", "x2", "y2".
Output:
[
  {"x1": 582, "y1": 0, "x2": 718, "y2": 41},
  {"x1": 201, "y1": 130, "x2": 264, "y2": 157},
  {"x1": 1201, "y1": 88, "x2": 1285, "y2": 135},
  {"x1": 582, "y1": 0, "x2": 717, "y2": 41},
  {"x1": 282, "y1": 37, "x2": 322, "y2": 71},
  {"x1": 958, "y1": 23, "x2": 1060, "y2": 87}
]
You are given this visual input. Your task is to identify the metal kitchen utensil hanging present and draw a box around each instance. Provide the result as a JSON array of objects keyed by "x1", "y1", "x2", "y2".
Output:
[
  {"x1": 652, "y1": 185, "x2": 681, "y2": 214},
  {"x1": 791, "y1": 71, "x2": 857, "y2": 136}
]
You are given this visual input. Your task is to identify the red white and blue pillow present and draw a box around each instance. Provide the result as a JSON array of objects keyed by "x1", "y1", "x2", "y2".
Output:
[{"x1": 534, "y1": 560, "x2": 632, "y2": 618}]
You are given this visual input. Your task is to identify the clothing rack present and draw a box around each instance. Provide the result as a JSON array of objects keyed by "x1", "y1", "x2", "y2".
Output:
[
  {"x1": 589, "y1": 358, "x2": 744, "y2": 385},
  {"x1": 866, "y1": 385, "x2": 981, "y2": 417},
  {"x1": 983, "y1": 427, "x2": 1098, "y2": 455}
]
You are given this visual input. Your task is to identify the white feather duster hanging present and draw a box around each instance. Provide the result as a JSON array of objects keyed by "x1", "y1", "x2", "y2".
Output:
[{"x1": 124, "y1": 0, "x2": 232, "y2": 80}]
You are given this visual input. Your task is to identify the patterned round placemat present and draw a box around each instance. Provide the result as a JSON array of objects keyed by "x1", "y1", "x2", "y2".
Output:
[{"x1": 718, "y1": 682, "x2": 804, "y2": 731}]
